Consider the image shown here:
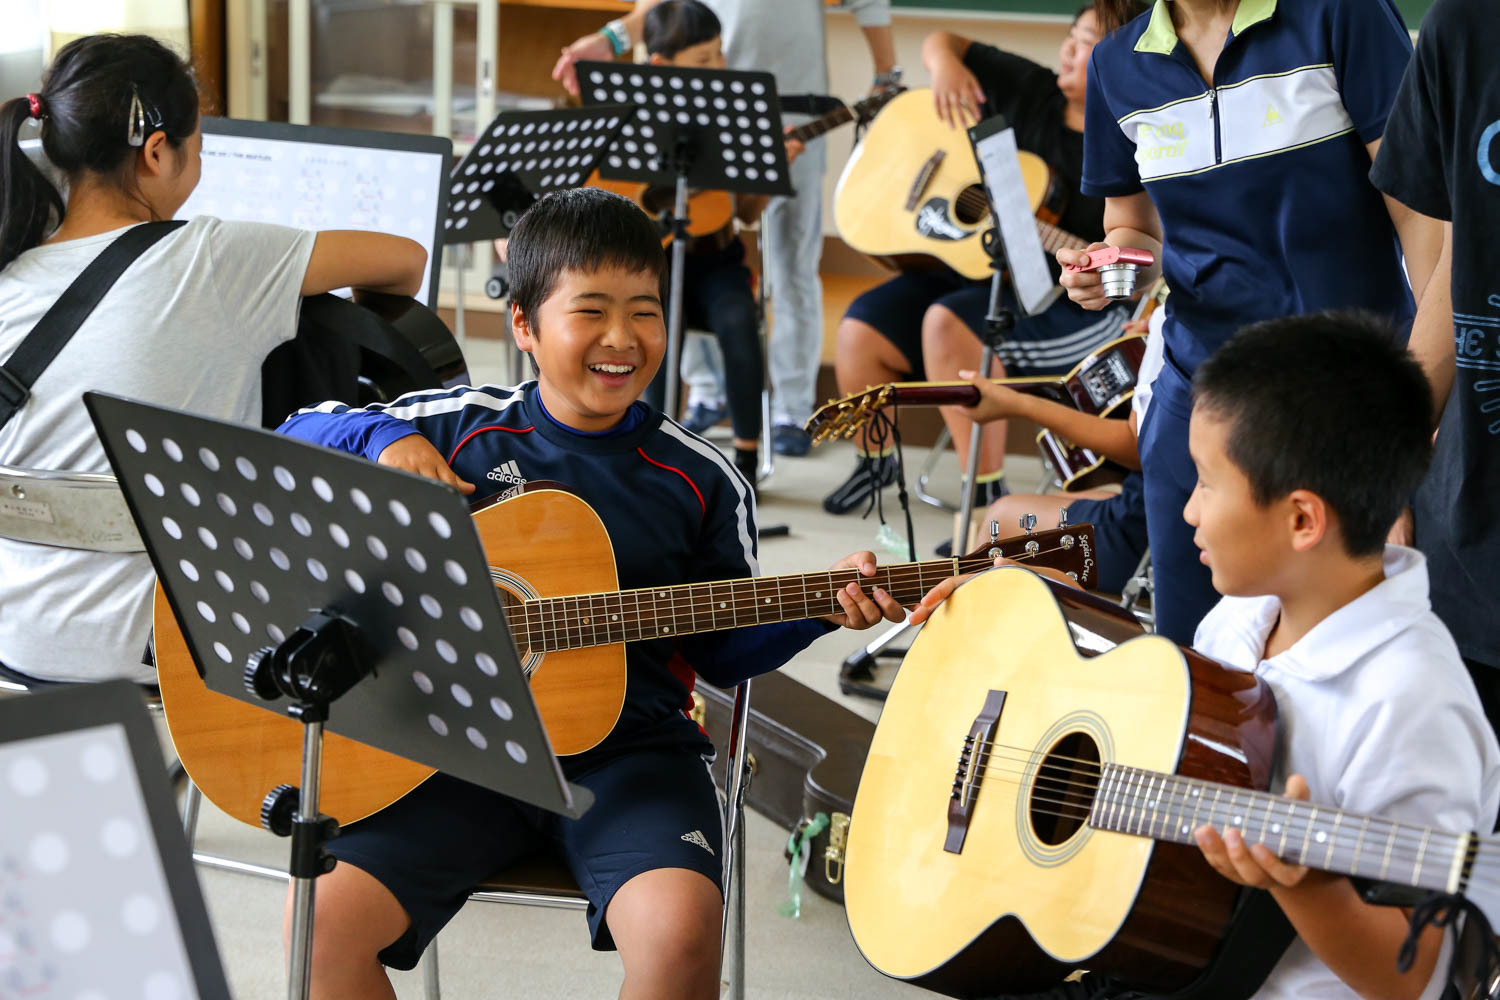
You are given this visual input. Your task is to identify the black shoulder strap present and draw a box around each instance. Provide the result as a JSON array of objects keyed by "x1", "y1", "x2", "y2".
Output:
[{"x1": 0, "y1": 219, "x2": 187, "y2": 430}]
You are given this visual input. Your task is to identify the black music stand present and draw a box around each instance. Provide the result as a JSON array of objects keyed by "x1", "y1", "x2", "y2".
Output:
[
  {"x1": 444, "y1": 105, "x2": 635, "y2": 242},
  {"x1": 0, "y1": 681, "x2": 231, "y2": 1000},
  {"x1": 83, "y1": 392, "x2": 591, "y2": 1000},
  {"x1": 576, "y1": 60, "x2": 794, "y2": 417}
]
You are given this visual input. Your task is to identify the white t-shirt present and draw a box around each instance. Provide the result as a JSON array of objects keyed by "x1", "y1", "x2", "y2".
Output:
[
  {"x1": 707, "y1": 0, "x2": 891, "y2": 98},
  {"x1": 1193, "y1": 545, "x2": 1500, "y2": 1000},
  {"x1": 0, "y1": 217, "x2": 316, "y2": 683},
  {"x1": 1130, "y1": 304, "x2": 1166, "y2": 427}
]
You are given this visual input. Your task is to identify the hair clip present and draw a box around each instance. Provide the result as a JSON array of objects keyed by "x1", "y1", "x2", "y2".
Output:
[{"x1": 126, "y1": 88, "x2": 164, "y2": 147}]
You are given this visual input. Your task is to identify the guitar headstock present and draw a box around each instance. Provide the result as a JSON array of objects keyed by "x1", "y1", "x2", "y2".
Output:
[
  {"x1": 957, "y1": 521, "x2": 1099, "y2": 590},
  {"x1": 805, "y1": 385, "x2": 894, "y2": 445}
]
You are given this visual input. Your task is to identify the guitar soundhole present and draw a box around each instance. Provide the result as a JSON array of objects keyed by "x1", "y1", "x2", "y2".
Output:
[
  {"x1": 953, "y1": 185, "x2": 989, "y2": 226},
  {"x1": 1029, "y1": 732, "x2": 1101, "y2": 846}
]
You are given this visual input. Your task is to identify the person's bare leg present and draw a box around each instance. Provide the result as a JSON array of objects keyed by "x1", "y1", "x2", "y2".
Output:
[
  {"x1": 283, "y1": 860, "x2": 409, "y2": 1000},
  {"x1": 834, "y1": 316, "x2": 912, "y2": 454},
  {"x1": 984, "y1": 488, "x2": 1118, "y2": 537},
  {"x1": 606, "y1": 867, "x2": 724, "y2": 1000},
  {"x1": 921, "y1": 304, "x2": 1007, "y2": 481}
]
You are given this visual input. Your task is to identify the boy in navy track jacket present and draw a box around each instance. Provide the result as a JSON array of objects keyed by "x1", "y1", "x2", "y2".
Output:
[{"x1": 277, "y1": 187, "x2": 907, "y2": 1000}]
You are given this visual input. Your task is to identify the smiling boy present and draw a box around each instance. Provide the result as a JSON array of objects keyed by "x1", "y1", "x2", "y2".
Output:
[{"x1": 277, "y1": 187, "x2": 905, "y2": 999}]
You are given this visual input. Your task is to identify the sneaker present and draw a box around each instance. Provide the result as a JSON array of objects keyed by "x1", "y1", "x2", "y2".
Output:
[
  {"x1": 772, "y1": 424, "x2": 811, "y2": 457},
  {"x1": 822, "y1": 454, "x2": 899, "y2": 515},
  {"x1": 683, "y1": 401, "x2": 726, "y2": 434}
]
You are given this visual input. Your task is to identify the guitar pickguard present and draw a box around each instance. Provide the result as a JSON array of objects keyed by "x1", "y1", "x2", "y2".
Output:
[{"x1": 914, "y1": 198, "x2": 975, "y2": 242}]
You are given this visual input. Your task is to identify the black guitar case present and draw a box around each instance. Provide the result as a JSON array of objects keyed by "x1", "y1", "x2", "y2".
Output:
[{"x1": 699, "y1": 671, "x2": 875, "y2": 904}]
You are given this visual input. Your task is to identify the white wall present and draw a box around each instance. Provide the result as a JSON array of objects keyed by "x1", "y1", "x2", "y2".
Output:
[{"x1": 819, "y1": 9, "x2": 1072, "y2": 233}]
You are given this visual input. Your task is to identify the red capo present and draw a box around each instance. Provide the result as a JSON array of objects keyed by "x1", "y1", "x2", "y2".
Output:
[{"x1": 1064, "y1": 246, "x2": 1155, "y2": 273}]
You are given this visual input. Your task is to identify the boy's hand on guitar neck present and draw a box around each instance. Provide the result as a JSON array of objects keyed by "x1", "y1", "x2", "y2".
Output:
[
  {"x1": 1192, "y1": 774, "x2": 1319, "y2": 891},
  {"x1": 956, "y1": 367, "x2": 1033, "y2": 424},
  {"x1": 377, "y1": 434, "x2": 476, "y2": 495},
  {"x1": 823, "y1": 551, "x2": 909, "y2": 629},
  {"x1": 908, "y1": 557, "x2": 1082, "y2": 626}
]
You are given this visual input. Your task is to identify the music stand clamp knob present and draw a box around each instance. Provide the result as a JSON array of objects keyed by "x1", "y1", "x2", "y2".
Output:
[
  {"x1": 261, "y1": 783, "x2": 300, "y2": 836},
  {"x1": 244, "y1": 646, "x2": 281, "y2": 701}
]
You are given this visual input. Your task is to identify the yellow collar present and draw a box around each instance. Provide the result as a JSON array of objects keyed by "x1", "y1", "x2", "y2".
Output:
[{"x1": 1134, "y1": 0, "x2": 1278, "y2": 56}]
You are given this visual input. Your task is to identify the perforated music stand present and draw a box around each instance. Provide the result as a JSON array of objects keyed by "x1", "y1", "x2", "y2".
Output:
[
  {"x1": 82, "y1": 392, "x2": 591, "y2": 1000},
  {"x1": 576, "y1": 60, "x2": 793, "y2": 417},
  {"x1": 443, "y1": 105, "x2": 635, "y2": 242},
  {"x1": 0, "y1": 681, "x2": 232, "y2": 1000}
]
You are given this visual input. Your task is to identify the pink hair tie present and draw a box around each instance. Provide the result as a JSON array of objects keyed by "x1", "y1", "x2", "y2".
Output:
[{"x1": 25, "y1": 93, "x2": 42, "y2": 119}]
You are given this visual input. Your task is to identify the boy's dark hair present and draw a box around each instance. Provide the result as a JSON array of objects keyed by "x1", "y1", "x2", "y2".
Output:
[
  {"x1": 507, "y1": 187, "x2": 666, "y2": 325},
  {"x1": 1092, "y1": 0, "x2": 1151, "y2": 35},
  {"x1": 0, "y1": 34, "x2": 199, "y2": 269},
  {"x1": 1192, "y1": 311, "x2": 1432, "y2": 558},
  {"x1": 643, "y1": 0, "x2": 722, "y2": 59}
]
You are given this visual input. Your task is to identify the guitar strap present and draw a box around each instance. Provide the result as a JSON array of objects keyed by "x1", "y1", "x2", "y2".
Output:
[{"x1": 0, "y1": 220, "x2": 186, "y2": 431}]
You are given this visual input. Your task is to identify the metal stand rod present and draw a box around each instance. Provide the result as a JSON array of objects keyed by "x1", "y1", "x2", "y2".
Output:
[
  {"x1": 287, "y1": 719, "x2": 325, "y2": 1000},
  {"x1": 952, "y1": 340, "x2": 997, "y2": 554},
  {"x1": 452, "y1": 244, "x2": 467, "y2": 347},
  {"x1": 664, "y1": 173, "x2": 691, "y2": 419},
  {"x1": 721, "y1": 680, "x2": 753, "y2": 998}
]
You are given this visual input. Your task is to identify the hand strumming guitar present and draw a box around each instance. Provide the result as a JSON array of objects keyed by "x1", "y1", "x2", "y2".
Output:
[{"x1": 377, "y1": 434, "x2": 476, "y2": 495}]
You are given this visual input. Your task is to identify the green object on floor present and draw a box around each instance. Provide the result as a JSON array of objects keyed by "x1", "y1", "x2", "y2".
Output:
[{"x1": 780, "y1": 812, "x2": 830, "y2": 919}]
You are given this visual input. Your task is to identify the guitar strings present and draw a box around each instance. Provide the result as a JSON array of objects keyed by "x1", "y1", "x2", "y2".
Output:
[
  {"x1": 501, "y1": 543, "x2": 1081, "y2": 650},
  {"x1": 944, "y1": 758, "x2": 1476, "y2": 877},
  {"x1": 954, "y1": 742, "x2": 1472, "y2": 871}
]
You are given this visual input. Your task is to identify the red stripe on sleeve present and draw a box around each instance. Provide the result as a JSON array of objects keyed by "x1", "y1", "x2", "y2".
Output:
[
  {"x1": 447, "y1": 425, "x2": 534, "y2": 465},
  {"x1": 636, "y1": 447, "x2": 706, "y2": 517}
]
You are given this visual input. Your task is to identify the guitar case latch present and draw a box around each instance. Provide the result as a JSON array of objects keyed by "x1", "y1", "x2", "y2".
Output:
[{"x1": 825, "y1": 812, "x2": 851, "y2": 885}]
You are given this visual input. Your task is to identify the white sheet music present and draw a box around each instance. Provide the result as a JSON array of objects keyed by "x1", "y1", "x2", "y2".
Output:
[{"x1": 972, "y1": 126, "x2": 1060, "y2": 317}]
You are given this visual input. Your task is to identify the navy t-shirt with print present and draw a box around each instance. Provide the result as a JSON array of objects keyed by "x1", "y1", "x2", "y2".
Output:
[
  {"x1": 1371, "y1": 0, "x2": 1500, "y2": 669},
  {"x1": 1083, "y1": 0, "x2": 1415, "y2": 372},
  {"x1": 279, "y1": 380, "x2": 834, "y2": 767}
]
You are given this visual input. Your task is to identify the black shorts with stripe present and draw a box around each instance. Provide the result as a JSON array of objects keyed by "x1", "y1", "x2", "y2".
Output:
[
  {"x1": 326, "y1": 747, "x2": 725, "y2": 969},
  {"x1": 843, "y1": 270, "x2": 1130, "y2": 379}
]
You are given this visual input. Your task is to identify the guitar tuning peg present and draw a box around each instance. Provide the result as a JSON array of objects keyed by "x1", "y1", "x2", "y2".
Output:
[
  {"x1": 1019, "y1": 513, "x2": 1037, "y2": 535},
  {"x1": 988, "y1": 520, "x2": 999, "y2": 544},
  {"x1": 1057, "y1": 508, "x2": 1069, "y2": 530}
]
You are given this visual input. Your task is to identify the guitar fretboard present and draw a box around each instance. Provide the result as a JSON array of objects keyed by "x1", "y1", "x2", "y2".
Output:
[
  {"x1": 788, "y1": 107, "x2": 855, "y2": 143},
  {"x1": 512, "y1": 557, "x2": 985, "y2": 654},
  {"x1": 1087, "y1": 762, "x2": 1475, "y2": 894}
]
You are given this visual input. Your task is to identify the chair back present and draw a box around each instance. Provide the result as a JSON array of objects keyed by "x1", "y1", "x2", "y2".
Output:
[{"x1": 0, "y1": 463, "x2": 144, "y2": 552}]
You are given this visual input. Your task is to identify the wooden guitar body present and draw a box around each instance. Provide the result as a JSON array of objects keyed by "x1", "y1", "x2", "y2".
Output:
[
  {"x1": 1037, "y1": 428, "x2": 1128, "y2": 493},
  {"x1": 845, "y1": 568, "x2": 1278, "y2": 997},
  {"x1": 157, "y1": 489, "x2": 625, "y2": 827},
  {"x1": 588, "y1": 173, "x2": 734, "y2": 246},
  {"x1": 834, "y1": 89, "x2": 1062, "y2": 280}
]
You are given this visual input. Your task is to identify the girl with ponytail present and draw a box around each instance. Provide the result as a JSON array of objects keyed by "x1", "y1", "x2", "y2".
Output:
[{"x1": 0, "y1": 34, "x2": 427, "y2": 684}]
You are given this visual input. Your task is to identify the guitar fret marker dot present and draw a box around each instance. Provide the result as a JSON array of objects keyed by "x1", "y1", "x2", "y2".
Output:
[
  {"x1": 1271, "y1": 823, "x2": 1282, "y2": 834},
  {"x1": 1315, "y1": 830, "x2": 1327, "y2": 843}
]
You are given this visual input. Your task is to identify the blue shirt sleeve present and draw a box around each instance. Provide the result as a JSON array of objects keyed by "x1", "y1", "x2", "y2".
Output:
[
  {"x1": 1329, "y1": 0, "x2": 1415, "y2": 144},
  {"x1": 278, "y1": 404, "x2": 421, "y2": 460},
  {"x1": 1080, "y1": 47, "x2": 1144, "y2": 198}
]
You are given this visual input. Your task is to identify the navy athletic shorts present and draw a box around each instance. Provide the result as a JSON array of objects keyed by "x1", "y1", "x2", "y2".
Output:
[
  {"x1": 327, "y1": 746, "x2": 725, "y2": 969},
  {"x1": 842, "y1": 270, "x2": 1127, "y2": 380}
]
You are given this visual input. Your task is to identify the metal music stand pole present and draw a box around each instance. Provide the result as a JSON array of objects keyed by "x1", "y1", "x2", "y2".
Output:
[
  {"x1": 953, "y1": 229, "x2": 1015, "y2": 554},
  {"x1": 664, "y1": 134, "x2": 694, "y2": 417}
]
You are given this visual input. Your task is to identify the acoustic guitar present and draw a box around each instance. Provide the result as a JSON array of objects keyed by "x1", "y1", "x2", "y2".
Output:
[
  {"x1": 845, "y1": 567, "x2": 1500, "y2": 996},
  {"x1": 155, "y1": 488, "x2": 1096, "y2": 827},
  {"x1": 834, "y1": 88, "x2": 1092, "y2": 280},
  {"x1": 592, "y1": 87, "x2": 907, "y2": 247},
  {"x1": 806, "y1": 334, "x2": 1144, "y2": 492}
]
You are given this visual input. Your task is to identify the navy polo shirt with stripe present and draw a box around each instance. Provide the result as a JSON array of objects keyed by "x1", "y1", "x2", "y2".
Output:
[
  {"x1": 1083, "y1": 0, "x2": 1416, "y2": 371},
  {"x1": 280, "y1": 380, "x2": 832, "y2": 766}
]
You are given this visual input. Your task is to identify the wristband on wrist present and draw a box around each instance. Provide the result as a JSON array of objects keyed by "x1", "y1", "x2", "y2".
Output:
[{"x1": 600, "y1": 18, "x2": 630, "y2": 57}]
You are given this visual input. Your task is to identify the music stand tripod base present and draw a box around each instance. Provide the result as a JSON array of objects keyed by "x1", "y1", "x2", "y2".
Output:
[{"x1": 85, "y1": 393, "x2": 591, "y2": 1000}]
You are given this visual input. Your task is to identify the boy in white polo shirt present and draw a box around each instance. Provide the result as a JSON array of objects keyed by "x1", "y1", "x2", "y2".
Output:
[{"x1": 1184, "y1": 312, "x2": 1500, "y2": 1000}]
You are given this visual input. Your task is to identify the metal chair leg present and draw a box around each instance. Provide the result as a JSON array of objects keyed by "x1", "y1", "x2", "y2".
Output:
[
  {"x1": 422, "y1": 939, "x2": 441, "y2": 1000},
  {"x1": 182, "y1": 779, "x2": 202, "y2": 843},
  {"x1": 914, "y1": 427, "x2": 957, "y2": 512}
]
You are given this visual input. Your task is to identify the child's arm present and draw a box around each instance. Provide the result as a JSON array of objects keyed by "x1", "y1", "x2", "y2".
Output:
[
  {"x1": 1193, "y1": 774, "x2": 1445, "y2": 1000},
  {"x1": 957, "y1": 369, "x2": 1141, "y2": 469}
]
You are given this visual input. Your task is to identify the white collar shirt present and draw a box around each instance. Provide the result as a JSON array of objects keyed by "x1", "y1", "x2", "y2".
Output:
[{"x1": 1193, "y1": 545, "x2": 1500, "y2": 1000}]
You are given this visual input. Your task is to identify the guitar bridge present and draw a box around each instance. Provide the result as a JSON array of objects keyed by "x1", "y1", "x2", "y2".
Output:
[{"x1": 945, "y1": 689, "x2": 1007, "y2": 854}]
